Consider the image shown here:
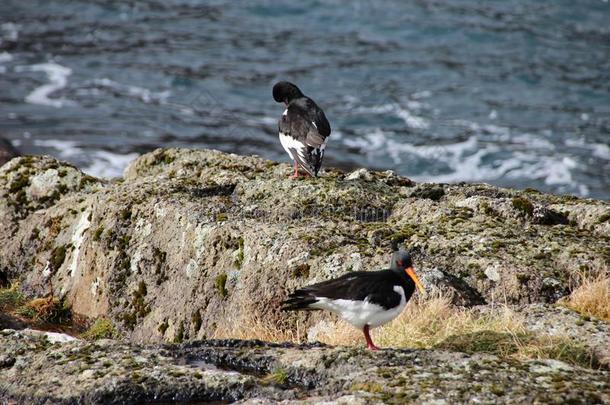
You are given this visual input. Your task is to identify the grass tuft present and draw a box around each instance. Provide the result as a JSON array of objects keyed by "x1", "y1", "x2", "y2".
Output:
[
  {"x1": 561, "y1": 272, "x2": 609, "y2": 321},
  {"x1": 213, "y1": 313, "x2": 303, "y2": 343},
  {"x1": 261, "y1": 368, "x2": 288, "y2": 385},
  {"x1": 0, "y1": 284, "x2": 26, "y2": 308},
  {"x1": 81, "y1": 317, "x2": 118, "y2": 340},
  {"x1": 21, "y1": 296, "x2": 71, "y2": 323}
]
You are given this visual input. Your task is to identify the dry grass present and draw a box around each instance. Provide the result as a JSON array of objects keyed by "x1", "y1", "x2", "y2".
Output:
[
  {"x1": 315, "y1": 290, "x2": 523, "y2": 350},
  {"x1": 212, "y1": 312, "x2": 305, "y2": 343},
  {"x1": 374, "y1": 290, "x2": 524, "y2": 350},
  {"x1": 211, "y1": 289, "x2": 600, "y2": 368},
  {"x1": 562, "y1": 272, "x2": 610, "y2": 321}
]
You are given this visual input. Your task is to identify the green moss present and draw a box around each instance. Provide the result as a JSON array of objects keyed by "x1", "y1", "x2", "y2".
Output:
[
  {"x1": 120, "y1": 312, "x2": 137, "y2": 330},
  {"x1": 117, "y1": 235, "x2": 131, "y2": 251},
  {"x1": 214, "y1": 273, "x2": 228, "y2": 298},
  {"x1": 351, "y1": 382, "x2": 384, "y2": 393},
  {"x1": 490, "y1": 384, "x2": 505, "y2": 396},
  {"x1": 262, "y1": 368, "x2": 288, "y2": 385},
  {"x1": 409, "y1": 185, "x2": 445, "y2": 201},
  {"x1": 92, "y1": 226, "x2": 104, "y2": 242},
  {"x1": 215, "y1": 213, "x2": 228, "y2": 222},
  {"x1": 50, "y1": 244, "x2": 70, "y2": 271},
  {"x1": 0, "y1": 285, "x2": 25, "y2": 308},
  {"x1": 16, "y1": 305, "x2": 37, "y2": 319},
  {"x1": 479, "y1": 201, "x2": 496, "y2": 216},
  {"x1": 491, "y1": 240, "x2": 506, "y2": 251},
  {"x1": 436, "y1": 330, "x2": 598, "y2": 369},
  {"x1": 81, "y1": 318, "x2": 118, "y2": 340},
  {"x1": 9, "y1": 172, "x2": 31, "y2": 194},
  {"x1": 29, "y1": 227, "x2": 40, "y2": 241},
  {"x1": 132, "y1": 281, "x2": 150, "y2": 317},
  {"x1": 155, "y1": 150, "x2": 176, "y2": 165},
  {"x1": 292, "y1": 263, "x2": 310, "y2": 278},
  {"x1": 512, "y1": 197, "x2": 534, "y2": 217},
  {"x1": 153, "y1": 247, "x2": 168, "y2": 285},
  {"x1": 191, "y1": 309, "x2": 202, "y2": 332},
  {"x1": 390, "y1": 225, "x2": 417, "y2": 244},
  {"x1": 436, "y1": 330, "x2": 523, "y2": 356},
  {"x1": 174, "y1": 321, "x2": 185, "y2": 343},
  {"x1": 233, "y1": 237, "x2": 245, "y2": 269},
  {"x1": 598, "y1": 212, "x2": 610, "y2": 224},
  {"x1": 79, "y1": 174, "x2": 97, "y2": 188},
  {"x1": 120, "y1": 208, "x2": 132, "y2": 221}
]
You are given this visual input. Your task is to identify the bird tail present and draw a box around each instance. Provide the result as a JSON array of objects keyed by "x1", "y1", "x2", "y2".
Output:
[{"x1": 281, "y1": 289, "x2": 319, "y2": 311}]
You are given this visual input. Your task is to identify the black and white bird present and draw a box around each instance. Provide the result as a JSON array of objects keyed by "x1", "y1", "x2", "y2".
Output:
[
  {"x1": 272, "y1": 81, "x2": 331, "y2": 178},
  {"x1": 282, "y1": 250, "x2": 425, "y2": 350}
]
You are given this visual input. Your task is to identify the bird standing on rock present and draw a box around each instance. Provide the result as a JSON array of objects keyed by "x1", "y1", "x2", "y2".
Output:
[
  {"x1": 272, "y1": 81, "x2": 331, "y2": 178},
  {"x1": 282, "y1": 250, "x2": 425, "y2": 350}
]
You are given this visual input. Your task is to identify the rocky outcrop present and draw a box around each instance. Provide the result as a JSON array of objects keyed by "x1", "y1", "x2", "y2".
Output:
[
  {"x1": 0, "y1": 148, "x2": 609, "y2": 344},
  {"x1": 0, "y1": 329, "x2": 608, "y2": 404}
]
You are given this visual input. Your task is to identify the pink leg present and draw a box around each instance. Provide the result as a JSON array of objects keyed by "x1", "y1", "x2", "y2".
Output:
[
  {"x1": 363, "y1": 325, "x2": 379, "y2": 350},
  {"x1": 291, "y1": 161, "x2": 299, "y2": 179}
]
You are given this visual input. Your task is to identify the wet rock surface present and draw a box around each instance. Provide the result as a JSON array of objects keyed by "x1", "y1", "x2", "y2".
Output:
[{"x1": 0, "y1": 329, "x2": 608, "y2": 404}]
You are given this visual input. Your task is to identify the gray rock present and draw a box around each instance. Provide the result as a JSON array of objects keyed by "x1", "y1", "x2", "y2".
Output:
[
  {"x1": 0, "y1": 147, "x2": 608, "y2": 347},
  {"x1": 0, "y1": 330, "x2": 607, "y2": 404}
]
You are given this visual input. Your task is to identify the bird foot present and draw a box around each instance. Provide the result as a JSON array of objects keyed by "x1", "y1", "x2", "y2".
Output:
[{"x1": 366, "y1": 343, "x2": 380, "y2": 351}]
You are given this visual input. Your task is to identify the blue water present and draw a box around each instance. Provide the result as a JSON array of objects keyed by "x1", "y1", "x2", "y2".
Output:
[{"x1": 1, "y1": 1, "x2": 609, "y2": 198}]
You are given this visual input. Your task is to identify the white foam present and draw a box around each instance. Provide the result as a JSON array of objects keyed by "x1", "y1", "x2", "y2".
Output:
[
  {"x1": 92, "y1": 78, "x2": 170, "y2": 104},
  {"x1": 565, "y1": 138, "x2": 610, "y2": 161},
  {"x1": 347, "y1": 123, "x2": 588, "y2": 195},
  {"x1": 0, "y1": 52, "x2": 12, "y2": 63},
  {"x1": 85, "y1": 150, "x2": 139, "y2": 178},
  {"x1": 15, "y1": 62, "x2": 74, "y2": 108},
  {"x1": 353, "y1": 102, "x2": 430, "y2": 129},
  {"x1": 1, "y1": 22, "x2": 19, "y2": 42},
  {"x1": 33, "y1": 139, "x2": 80, "y2": 156},
  {"x1": 32, "y1": 139, "x2": 138, "y2": 179},
  {"x1": 394, "y1": 106, "x2": 429, "y2": 129}
]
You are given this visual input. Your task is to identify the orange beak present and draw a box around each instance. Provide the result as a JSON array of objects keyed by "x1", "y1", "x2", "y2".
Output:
[{"x1": 405, "y1": 267, "x2": 425, "y2": 295}]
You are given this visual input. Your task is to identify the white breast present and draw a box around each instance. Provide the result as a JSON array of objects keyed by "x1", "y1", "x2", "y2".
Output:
[{"x1": 310, "y1": 286, "x2": 407, "y2": 330}]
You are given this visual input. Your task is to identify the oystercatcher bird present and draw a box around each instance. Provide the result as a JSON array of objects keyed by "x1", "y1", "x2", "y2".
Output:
[
  {"x1": 282, "y1": 250, "x2": 425, "y2": 350},
  {"x1": 272, "y1": 81, "x2": 331, "y2": 178}
]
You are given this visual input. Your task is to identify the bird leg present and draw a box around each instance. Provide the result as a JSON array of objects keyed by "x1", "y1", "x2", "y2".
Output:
[
  {"x1": 363, "y1": 325, "x2": 379, "y2": 350},
  {"x1": 291, "y1": 161, "x2": 299, "y2": 179}
]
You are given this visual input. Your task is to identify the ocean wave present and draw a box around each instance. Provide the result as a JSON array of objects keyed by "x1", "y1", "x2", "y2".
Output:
[
  {"x1": 0, "y1": 22, "x2": 19, "y2": 42},
  {"x1": 0, "y1": 52, "x2": 12, "y2": 63},
  {"x1": 90, "y1": 78, "x2": 170, "y2": 104},
  {"x1": 352, "y1": 102, "x2": 430, "y2": 129},
  {"x1": 32, "y1": 139, "x2": 138, "y2": 179},
  {"x1": 14, "y1": 62, "x2": 74, "y2": 108},
  {"x1": 343, "y1": 124, "x2": 593, "y2": 196}
]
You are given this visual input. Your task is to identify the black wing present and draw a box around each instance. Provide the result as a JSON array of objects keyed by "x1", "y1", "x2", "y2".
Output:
[
  {"x1": 278, "y1": 98, "x2": 331, "y2": 176},
  {"x1": 282, "y1": 270, "x2": 403, "y2": 311}
]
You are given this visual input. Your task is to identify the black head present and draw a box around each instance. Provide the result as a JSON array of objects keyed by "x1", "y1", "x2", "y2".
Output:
[
  {"x1": 273, "y1": 81, "x2": 304, "y2": 104},
  {"x1": 390, "y1": 250, "x2": 412, "y2": 270},
  {"x1": 389, "y1": 250, "x2": 424, "y2": 294}
]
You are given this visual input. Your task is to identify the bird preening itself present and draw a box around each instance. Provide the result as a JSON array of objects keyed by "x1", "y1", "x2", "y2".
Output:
[
  {"x1": 272, "y1": 81, "x2": 331, "y2": 178},
  {"x1": 282, "y1": 250, "x2": 425, "y2": 350}
]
